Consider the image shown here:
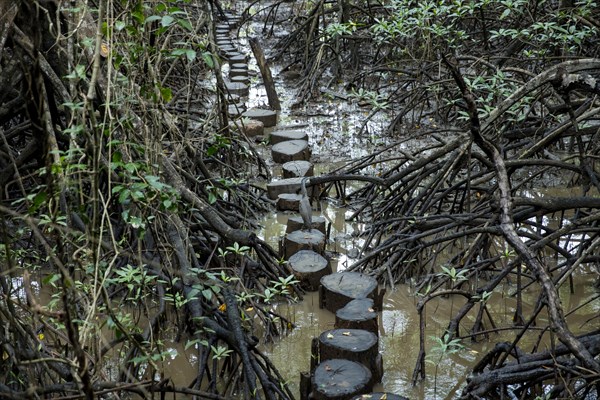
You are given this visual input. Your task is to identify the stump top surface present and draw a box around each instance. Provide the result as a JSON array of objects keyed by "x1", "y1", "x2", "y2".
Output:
[
  {"x1": 320, "y1": 272, "x2": 377, "y2": 299},
  {"x1": 243, "y1": 108, "x2": 277, "y2": 118},
  {"x1": 286, "y1": 229, "x2": 325, "y2": 244},
  {"x1": 277, "y1": 193, "x2": 303, "y2": 201},
  {"x1": 351, "y1": 393, "x2": 409, "y2": 400},
  {"x1": 336, "y1": 298, "x2": 377, "y2": 322},
  {"x1": 319, "y1": 329, "x2": 377, "y2": 352},
  {"x1": 272, "y1": 139, "x2": 309, "y2": 154},
  {"x1": 313, "y1": 359, "x2": 372, "y2": 397},
  {"x1": 288, "y1": 250, "x2": 328, "y2": 272}
]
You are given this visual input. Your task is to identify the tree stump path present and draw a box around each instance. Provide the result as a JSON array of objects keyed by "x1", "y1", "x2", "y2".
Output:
[{"x1": 216, "y1": 9, "x2": 408, "y2": 400}]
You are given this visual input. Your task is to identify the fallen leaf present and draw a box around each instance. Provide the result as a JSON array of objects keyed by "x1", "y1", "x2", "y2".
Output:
[
  {"x1": 327, "y1": 333, "x2": 334, "y2": 339},
  {"x1": 342, "y1": 331, "x2": 351, "y2": 336},
  {"x1": 325, "y1": 364, "x2": 332, "y2": 371},
  {"x1": 368, "y1": 308, "x2": 375, "y2": 312}
]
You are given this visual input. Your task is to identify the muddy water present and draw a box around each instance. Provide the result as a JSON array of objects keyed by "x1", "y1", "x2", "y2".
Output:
[{"x1": 255, "y1": 190, "x2": 599, "y2": 399}]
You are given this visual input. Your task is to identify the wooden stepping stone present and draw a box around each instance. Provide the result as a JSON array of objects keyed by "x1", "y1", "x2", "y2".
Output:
[
  {"x1": 224, "y1": 92, "x2": 240, "y2": 101},
  {"x1": 335, "y1": 298, "x2": 378, "y2": 336},
  {"x1": 276, "y1": 193, "x2": 303, "y2": 211},
  {"x1": 230, "y1": 119, "x2": 264, "y2": 137},
  {"x1": 231, "y1": 63, "x2": 248, "y2": 69},
  {"x1": 283, "y1": 160, "x2": 313, "y2": 178},
  {"x1": 311, "y1": 359, "x2": 373, "y2": 400},
  {"x1": 229, "y1": 68, "x2": 248, "y2": 78},
  {"x1": 242, "y1": 108, "x2": 278, "y2": 127},
  {"x1": 227, "y1": 53, "x2": 248, "y2": 63},
  {"x1": 266, "y1": 177, "x2": 314, "y2": 200},
  {"x1": 269, "y1": 129, "x2": 309, "y2": 145},
  {"x1": 215, "y1": 38, "x2": 232, "y2": 46},
  {"x1": 287, "y1": 215, "x2": 325, "y2": 235},
  {"x1": 317, "y1": 328, "x2": 380, "y2": 382},
  {"x1": 319, "y1": 272, "x2": 377, "y2": 313},
  {"x1": 351, "y1": 394, "x2": 409, "y2": 400},
  {"x1": 227, "y1": 103, "x2": 246, "y2": 118},
  {"x1": 272, "y1": 140, "x2": 311, "y2": 163},
  {"x1": 224, "y1": 81, "x2": 249, "y2": 97},
  {"x1": 283, "y1": 229, "x2": 325, "y2": 258},
  {"x1": 231, "y1": 75, "x2": 250, "y2": 85},
  {"x1": 288, "y1": 250, "x2": 331, "y2": 291}
]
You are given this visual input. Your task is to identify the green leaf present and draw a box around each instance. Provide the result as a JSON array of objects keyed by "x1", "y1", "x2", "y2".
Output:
[
  {"x1": 161, "y1": 15, "x2": 175, "y2": 27},
  {"x1": 159, "y1": 86, "x2": 173, "y2": 102},
  {"x1": 177, "y1": 19, "x2": 193, "y2": 31},
  {"x1": 145, "y1": 15, "x2": 162, "y2": 24},
  {"x1": 202, "y1": 52, "x2": 214, "y2": 68}
]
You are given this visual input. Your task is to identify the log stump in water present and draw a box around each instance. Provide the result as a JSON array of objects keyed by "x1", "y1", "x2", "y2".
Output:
[
  {"x1": 242, "y1": 108, "x2": 278, "y2": 127},
  {"x1": 311, "y1": 359, "x2": 373, "y2": 400},
  {"x1": 319, "y1": 272, "x2": 378, "y2": 313},
  {"x1": 286, "y1": 215, "x2": 326, "y2": 235},
  {"x1": 272, "y1": 140, "x2": 311, "y2": 163},
  {"x1": 283, "y1": 229, "x2": 325, "y2": 258},
  {"x1": 351, "y1": 394, "x2": 409, "y2": 400},
  {"x1": 266, "y1": 177, "x2": 315, "y2": 200},
  {"x1": 283, "y1": 160, "x2": 314, "y2": 178},
  {"x1": 335, "y1": 298, "x2": 378, "y2": 335},
  {"x1": 317, "y1": 329, "x2": 381, "y2": 383},
  {"x1": 276, "y1": 193, "x2": 303, "y2": 211},
  {"x1": 269, "y1": 129, "x2": 309, "y2": 145},
  {"x1": 288, "y1": 250, "x2": 331, "y2": 291}
]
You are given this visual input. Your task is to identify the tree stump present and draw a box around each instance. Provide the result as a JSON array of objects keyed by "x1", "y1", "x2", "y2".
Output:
[
  {"x1": 317, "y1": 328, "x2": 382, "y2": 384},
  {"x1": 288, "y1": 250, "x2": 331, "y2": 291},
  {"x1": 286, "y1": 215, "x2": 326, "y2": 235},
  {"x1": 231, "y1": 75, "x2": 250, "y2": 85},
  {"x1": 272, "y1": 140, "x2": 311, "y2": 163},
  {"x1": 224, "y1": 81, "x2": 249, "y2": 97},
  {"x1": 351, "y1": 394, "x2": 409, "y2": 400},
  {"x1": 283, "y1": 229, "x2": 325, "y2": 258},
  {"x1": 283, "y1": 160, "x2": 313, "y2": 178},
  {"x1": 319, "y1": 272, "x2": 378, "y2": 313},
  {"x1": 229, "y1": 68, "x2": 248, "y2": 78},
  {"x1": 311, "y1": 359, "x2": 373, "y2": 400},
  {"x1": 335, "y1": 298, "x2": 378, "y2": 335},
  {"x1": 242, "y1": 108, "x2": 278, "y2": 127},
  {"x1": 276, "y1": 193, "x2": 302, "y2": 211},
  {"x1": 269, "y1": 129, "x2": 309, "y2": 145},
  {"x1": 266, "y1": 177, "x2": 314, "y2": 200},
  {"x1": 227, "y1": 103, "x2": 246, "y2": 118}
]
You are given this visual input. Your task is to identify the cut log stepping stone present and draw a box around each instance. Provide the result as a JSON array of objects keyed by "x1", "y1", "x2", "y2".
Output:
[
  {"x1": 231, "y1": 63, "x2": 248, "y2": 69},
  {"x1": 231, "y1": 75, "x2": 250, "y2": 85},
  {"x1": 227, "y1": 103, "x2": 246, "y2": 118},
  {"x1": 286, "y1": 215, "x2": 326, "y2": 235},
  {"x1": 224, "y1": 81, "x2": 249, "y2": 97},
  {"x1": 311, "y1": 359, "x2": 373, "y2": 400},
  {"x1": 283, "y1": 229, "x2": 325, "y2": 258},
  {"x1": 335, "y1": 298, "x2": 378, "y2": 335},
  {"x1": 272, "y1": 140, "x2": 311, "y2": 163},
  {"x1": 269, "y1": 129, "x2": 309, "y2": 145},
  {"x1": 266, "y1": 177, "x2": 314, "y2": 200},
  {"x1": 226, "y1": 53, "x2": 248, "y2": 63},
  {"x1": 242, "y1": 108, "x2": 278, "y2": 127},
  {"x1": 230, "y1": 119, "x2": 264, "y2": 137},
  {"x1": 319, "y1": 272, "x2": 377, "y2": 313},
  {"x1": 288, "y1": 250, "x2": 331, "y2": 291},
  {"x1": 283, "y1": 160, "x2": 313, "y2": 178},
  {"x1": 276, "y1": 193, "x2": 303, "y2": 211},
  {"x1": 229, "y1": 68, "x2": 249, "y2": 78},
  {"x1": 317, "y1": 328, "x2": 380, "y2": 382},
  {"x1": 224, "y1": 92, "x2": 240, "y2": 101},
  {"x1": 351, "y1": 394, "x2": 409, "y2": 400}
]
